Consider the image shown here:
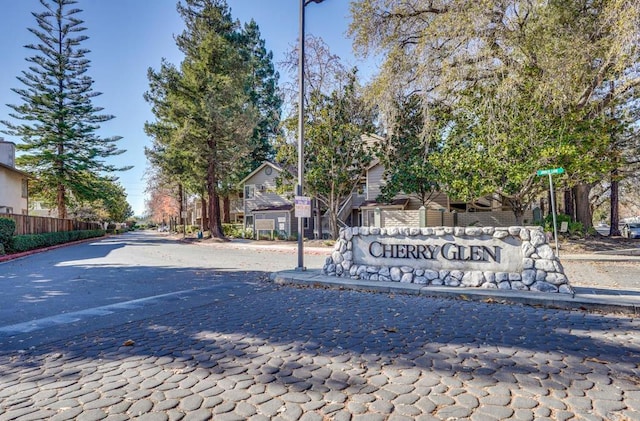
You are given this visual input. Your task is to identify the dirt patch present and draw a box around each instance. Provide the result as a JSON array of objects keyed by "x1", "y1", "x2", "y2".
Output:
[{"x1": 559, "y1": 235, "x2": 640, "y2": 254}]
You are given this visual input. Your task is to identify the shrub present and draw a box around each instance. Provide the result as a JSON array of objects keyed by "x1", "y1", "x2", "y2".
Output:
[
  {"x1": 222, "y1": 223, "x2": 244, "y2": 238},
  {"x1": 541, "y1": 214, "x2": 586, "y2": 237},
  {"x1": 0, "y1": 217, "x2": 16, "y2": 244},
  {"x1": 8, "y1": 229, "x2": 105, "y2": 253}
]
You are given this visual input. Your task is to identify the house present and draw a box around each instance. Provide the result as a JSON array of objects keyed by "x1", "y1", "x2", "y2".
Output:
[
  {"x1": 238, "y1": 132, "x2": 528, "y2": 237},
  {"x1": 0, "y1": 140, "x2": 31, "y2": 215},
  {"x1": 238, "y1": 161, "x2": 314, "y2": 239}
]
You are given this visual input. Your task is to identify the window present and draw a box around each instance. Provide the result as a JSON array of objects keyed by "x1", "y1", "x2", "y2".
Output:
[
  {"x1": 244, "y1": 185, "x2": 255, "y2": 199},
  {"x1": 21, "y1": 179, "x2": 28, "y2": 198}
]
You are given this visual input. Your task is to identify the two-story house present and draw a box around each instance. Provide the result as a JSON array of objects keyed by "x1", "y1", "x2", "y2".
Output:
[
  {"x1": 0, "y1": 140, "x2": 31, "y2": 215},
  {"x1": 239, "y1": 161, "x2": 314, "y2": 239}
]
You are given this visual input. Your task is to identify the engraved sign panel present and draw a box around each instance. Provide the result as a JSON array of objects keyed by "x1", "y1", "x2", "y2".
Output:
[{"x1": 352, "y1": 235, "x2": 523, "y2": 272}]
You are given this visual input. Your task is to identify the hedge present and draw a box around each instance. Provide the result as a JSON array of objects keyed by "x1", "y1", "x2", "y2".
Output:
[
  {"x1": 0, "y1": 218, "x2": 16, "y2": 255},
  {"x1": 0, "y1": 217, "x2": 15, "y2": 243},
  {"x1": 8, "y1": 229, "x2": 105, "y2": 253}
]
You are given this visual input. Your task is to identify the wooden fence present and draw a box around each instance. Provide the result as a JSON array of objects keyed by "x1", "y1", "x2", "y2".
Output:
[
  {"x1": 371, "y1": 208, "x2": 537, "y2": 228},
  {"x1": 2, "y1": 213, "x2": 102, "y2": 236}
]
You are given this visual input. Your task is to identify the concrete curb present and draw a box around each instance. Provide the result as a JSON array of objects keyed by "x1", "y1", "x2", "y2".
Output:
[{"x1": 271, "y1": 269, "x2": 640, "y2": 315}]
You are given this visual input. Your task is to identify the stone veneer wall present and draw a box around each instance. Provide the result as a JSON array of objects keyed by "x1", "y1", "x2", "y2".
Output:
[{"x1": 322, "y1": 226, "x2": 573, "y2": 294}]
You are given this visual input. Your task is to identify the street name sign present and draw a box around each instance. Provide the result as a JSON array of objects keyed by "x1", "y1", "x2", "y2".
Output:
[{"x1": 537, "y1": 167, "x2": 565, "y2": 176}]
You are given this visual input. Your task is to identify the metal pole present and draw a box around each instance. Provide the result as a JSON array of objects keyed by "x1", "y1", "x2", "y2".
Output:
[
  {"x1": 296, "y1": 0, "x2": 305, "y2": 270},
  {"x1": 549, "y1": 173, "x2": 559, "y2": 256}
]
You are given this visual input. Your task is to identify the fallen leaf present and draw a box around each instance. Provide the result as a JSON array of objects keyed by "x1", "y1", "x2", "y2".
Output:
[
  {"x1": 585, "y1": 356, "x2": 607, "y2": 364},
  {"x1": 122, "y1": 339, "x2": 135, "y2": 347}
]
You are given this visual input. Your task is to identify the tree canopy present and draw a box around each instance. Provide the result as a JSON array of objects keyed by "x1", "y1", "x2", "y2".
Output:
[
  {"x1": 350, "y1": 0, "x2": 640, "y2": 227},
  {"x1": 144, "y1": 0, "x2": 281, "y2": 236},
  {"x1": 2, "y1": 0, "x2": 129, "y2": 219}
]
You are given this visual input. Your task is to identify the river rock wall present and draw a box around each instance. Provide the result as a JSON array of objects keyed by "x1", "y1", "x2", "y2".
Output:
[{"x1": 322, "y1": 226, "x2": 573, "y2": 294}]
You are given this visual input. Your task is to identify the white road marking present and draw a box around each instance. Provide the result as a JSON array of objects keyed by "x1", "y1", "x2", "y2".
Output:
[{"x1": 0, "y1": 289, "x2": 195, "y2": 334}]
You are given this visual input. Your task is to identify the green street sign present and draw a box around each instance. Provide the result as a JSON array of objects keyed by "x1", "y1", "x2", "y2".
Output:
[{"x1": 537, "y1": 167, "x2": 565, "y2": 176}]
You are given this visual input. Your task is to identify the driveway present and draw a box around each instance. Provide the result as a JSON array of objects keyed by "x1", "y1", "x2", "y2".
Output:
[{"x1": 0, "y1": 231, "x2": 638, "y2": 420}]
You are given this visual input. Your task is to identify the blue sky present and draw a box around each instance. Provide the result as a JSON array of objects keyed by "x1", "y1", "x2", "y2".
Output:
[{"x1": 0, "y1": 0, "x2": 375, "y2": 216}]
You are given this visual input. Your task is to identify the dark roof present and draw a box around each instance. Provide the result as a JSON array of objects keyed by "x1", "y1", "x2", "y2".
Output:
[
  {"x1": 0, "y1": 162, "x2": 34, "y2": 178},
  {"x1": 252, "y1": 204, "x2": 294, "y2": 212},
  {"x1": 358, "y1": 197, "x2": 410, "y2": 209}
]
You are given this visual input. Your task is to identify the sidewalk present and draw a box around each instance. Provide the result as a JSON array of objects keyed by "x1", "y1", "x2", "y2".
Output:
[{"x1": 271, "y1": 250, "x2": 640, "y2": 315}]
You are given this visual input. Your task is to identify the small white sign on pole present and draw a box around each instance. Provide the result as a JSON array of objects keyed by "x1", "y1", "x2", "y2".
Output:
[{"x1": 294, "y1": 196, "x2": 311, "y2": 218}]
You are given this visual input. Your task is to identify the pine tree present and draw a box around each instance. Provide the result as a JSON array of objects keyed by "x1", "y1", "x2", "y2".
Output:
[
  {"x1": 145, "y1": 0, "x2": 256, "y2": 238},
  {"x1": 1, "y1": 0, "x2": 128, "y2": 219},
  {"x1": 242, "y1": 20, "x2": 282, "y2": 168}
]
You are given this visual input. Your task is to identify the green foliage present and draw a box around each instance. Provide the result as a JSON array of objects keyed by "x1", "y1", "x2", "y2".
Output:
[
  {"x1": 377, "y1": 95, "x2": 442, "y2": 206},
  {"x1": 541, "y1": 214, "x2": 586, "y2": 237},
  {"x1": 350, "y1": 0, "x2": 640, "y2": 228},
  {"x1": 2, "y1": 0, "x2": 129, "y2": 219},
  {"x1": 144, "y1": 0, "x2": 265, "y2": 238},
  {"x1": 281, "y1": 70, "x2": 376, "y2": 239},
  {"x1": 8, "y1": 230, "x2": 105, "y2": 253},
  {"x1": 70, "y1": 176, "x2": 134, "y2": 222},
  {"x1": 222, "y1": 224, "x2": 244, "y2": 238},
  {"x1": 0, "y1": 218, "x2": 16, "y2": 245}
]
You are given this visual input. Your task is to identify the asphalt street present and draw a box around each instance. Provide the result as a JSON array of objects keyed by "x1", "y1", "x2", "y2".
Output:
[{"x1": 0, "y1": 231, "x2": 639, "y2": 420}]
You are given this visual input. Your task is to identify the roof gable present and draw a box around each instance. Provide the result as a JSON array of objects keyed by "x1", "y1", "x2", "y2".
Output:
[{"x1": 238, "y1": 162, "x2": 283, "y2": 186}]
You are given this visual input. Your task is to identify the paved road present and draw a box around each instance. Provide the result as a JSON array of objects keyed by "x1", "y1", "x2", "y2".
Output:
[{"x1": 0, "y1": 231, "x2": 639, "y2": 420}]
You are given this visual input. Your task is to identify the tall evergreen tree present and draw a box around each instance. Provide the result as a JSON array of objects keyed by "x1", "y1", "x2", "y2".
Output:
[
  {"x1": 1, "y1": 0, "x2": 128, "y2": 219},
  {"x1": 215, "y1": 19, "x2": 282, "y2": 222},
  {"x1": 241, "y1": 20, "x2": 282, "y2": 168},
  {"x1": 145, "y1": 0, "x2": 256, "y2": 238}
]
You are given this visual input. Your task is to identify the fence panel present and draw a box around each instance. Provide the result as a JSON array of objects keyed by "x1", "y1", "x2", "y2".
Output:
[
  {"x1": 3, "y1": 214, "x2": 102, "y2": 235},
  {"x1": 376, "y1": 209, "x2": 535, "y2": 228}
]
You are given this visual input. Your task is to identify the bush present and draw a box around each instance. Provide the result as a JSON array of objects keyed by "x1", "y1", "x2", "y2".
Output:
[
  {"x1": 0, "y1": 217, "x2": 16, "y2": 244},
  {"x1": 542, "y1": 214, "x2": 586, "y2": 237},
  {"x1": 222, "y1": 223, "x2": 244, "y2": 238},
  {"x1": 9, "y1": 229, "x2": 105, "y2": 253}
]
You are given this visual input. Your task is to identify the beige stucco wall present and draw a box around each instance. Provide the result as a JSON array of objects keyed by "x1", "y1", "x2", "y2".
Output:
[{"x1": 0, "y1": 166, "x2": 27, "y2": 214}]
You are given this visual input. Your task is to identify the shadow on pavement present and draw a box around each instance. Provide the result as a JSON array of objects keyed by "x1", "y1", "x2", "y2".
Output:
[{"x1": 1, "y1": 274, "x2": 638, "y2": 402}]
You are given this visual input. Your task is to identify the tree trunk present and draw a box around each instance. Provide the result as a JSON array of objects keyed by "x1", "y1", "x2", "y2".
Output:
[
  {"x1": 200, "y1": 196, "x2": 207, "y2": 231},
  {"x1": 57, "y1": 183, "x2": 66, "y2": 219},
  {"x1": 315, "y1": 198, "x2": 323, "y2": 239},
  {"x1": 573, "y1": 183, "x2": 594, "y2": 230},
  {"x1": 206, "y1": 145, "x2": 225, "y2": 239},
  {"x1": 609, "y1": 170, "x2": 621, "y2": 236},
  {"x1": 510, "y1": 200, "x2": 525, "y2": 226},
  {"x1": 329, "y1": 197, "x2": 339, "y2": 240},
  {"x1": 178, "y1": 184, "x2": 184, "y2": 230},
  {"x1": 563, "y1": 188, "x2": 575, "y2": 220},
  {"x1": 222, "y1": 195, "x2": 231, "y2": 224}
]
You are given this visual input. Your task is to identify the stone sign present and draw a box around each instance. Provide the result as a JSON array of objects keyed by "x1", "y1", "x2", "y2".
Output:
[
  {"x1": 323, "y1": 226, "x2": 573, "y2": 294},
  {"x1": 353, "y1": 235, "x2": 522, "y2": 273}
]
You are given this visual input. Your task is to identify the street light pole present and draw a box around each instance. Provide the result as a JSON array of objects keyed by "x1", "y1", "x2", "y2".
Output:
[{"x1": 297, "y1": 0, "x2": 324, "y2": 271}]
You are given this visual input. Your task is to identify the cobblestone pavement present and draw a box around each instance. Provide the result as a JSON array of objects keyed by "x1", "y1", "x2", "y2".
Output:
[{"x1": 1, "y1": 277, "x2": 639, "y2": 421}]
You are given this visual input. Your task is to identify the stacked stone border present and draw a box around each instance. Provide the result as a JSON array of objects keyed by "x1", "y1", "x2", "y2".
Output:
[{"x1": 323, "y1": 226, "x2": 573, "y2": 294}]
